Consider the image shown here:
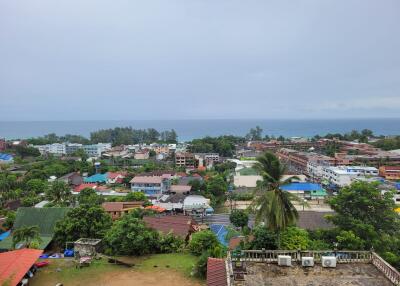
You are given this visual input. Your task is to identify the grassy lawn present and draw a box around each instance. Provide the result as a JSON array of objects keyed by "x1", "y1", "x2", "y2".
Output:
[{"x1": 30, "y1": 253, "x2": 203, "y2": 286}]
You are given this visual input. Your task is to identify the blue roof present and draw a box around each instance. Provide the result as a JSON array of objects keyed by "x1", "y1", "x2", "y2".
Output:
[
  {"x1": 209, "y1": 224, "x2": 228, "y2": 246},
  {"x1": 281, "y1": 182, "x2": 324, "y2": 191},
  {"x1": 0, "y1": 153, "x2": 13, "y2": 161},
  {"x1": 0, "y1": 231, "x2": 10, "y2": 241},
  {"x1": 84, "y1": 173, "x2": 108, "y2": 183},
  {"x1": 395, "y1": 183, "x2": 400, "y2": 190}
]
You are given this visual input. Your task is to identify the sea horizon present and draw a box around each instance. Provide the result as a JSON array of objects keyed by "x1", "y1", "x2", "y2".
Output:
[{"x1": 1, "y1": 118, "x2": 399, "y2": 142}]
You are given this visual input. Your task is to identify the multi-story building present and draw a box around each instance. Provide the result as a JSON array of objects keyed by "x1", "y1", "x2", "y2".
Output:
[
  {"x1": 379, "y1": 166, "x2": 400, "y2": 180},
  {"x1": 175, "y1": 152, "x2": 196, "y2": 168},
  {"x1": 82, "y1": 143, "x2": 111, "y2": 157},
  {"x1": 195, "y1": 153, "x2": 220, "y2": 168},
  {"x1": 66, "y1": 143, "x2": 83, "y2": 154},
  {"x1": 130, "y1": 176, "x2": 169, "y2": 196},
  {"x1": 34, "y1": 143, "x2": 66, "y2": 155},
  {"x1": 323, "y1": 166, "x2": 378, "y2": 187}
]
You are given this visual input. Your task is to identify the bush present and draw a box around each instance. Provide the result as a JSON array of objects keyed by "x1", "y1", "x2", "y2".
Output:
[
  {"x1": 251, "y1": 225, "x2": 278, "y2": 250},
  {"x1": 280, "y1": 227, "x2": 310, "y2": 250},
  {"x1": 189, "y1": 230, "x2": 220, "y2": 256},
  {"x1": 229, "y1": 210, "x2": 249, "y2": 229},
  {"x1": 158, "y1": 232, "x2": 185, "y2": 253}
]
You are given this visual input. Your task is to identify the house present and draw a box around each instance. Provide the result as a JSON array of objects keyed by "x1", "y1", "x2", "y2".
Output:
[
  {"x1": 379, "y1": 166, "x2": 400, "y2": 180},
  {"x1": 102, "y1": 202, "x2": 144, "y2": 220},
  {"x1": 84, "y1": 173, "x2": 108, "y2": 183},
  {"x1": 0, "y1": 249, "x2": 43, "y2": 286},
  {"x1": 323, "y1": 166, "x2": 379, "y2": 187},
  {"x1": 143, "y1": 215, "x2": 198, "y2": 240},
  {"x1": 58, "y1": 172, "x2": 83, "y2": 186},
  {"x1": 175, "y1": 152, "x2": 196, "y2": 168},
  {"x1": 130, "y1": 176, "x2": 168, "y2": 196},
  {"x1": 207, "y1": 257, "x2": 228, "y2": 286},
  {"x1": 183, "y1": 195, "x2": 212, "y2": 215},
  {"x1": 107, "y1": 172, "x2": 126, "y2": 184},
  {"x1": 281, "y1": 182, "x2": 327, "y2": 200},
  {"x1": 74, "y1": 183, "x2": 97, "y2": 192},
  {"x1": 0, "y1": 207, "x2": 69, "y2": 251},
  {"x1": 134, "y1": 150, "x2": 150, "y2": 160},
  {"x1": 82, "y1": 143, "x2": 111, "y2": 157},
  {"x1": 169, "y1": 185, "x2": 192, "y2": 195}
]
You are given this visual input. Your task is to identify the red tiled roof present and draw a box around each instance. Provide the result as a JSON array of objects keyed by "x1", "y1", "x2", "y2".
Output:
[
  {"x1": 74, "y1": 183, "x2": 97, "y2": 192},
  {"x1": 143, "y1": 215, "x2": 197, "y2": 238},
  {"x1": 0, "y1": 249, "x2": 43, "y2": 286},
  {"x1": 107, "y1": 172, "x2": 127, "y2": 179},
  {"x1": 207, "y1": 257, "x2": 227, "y2": 286}
]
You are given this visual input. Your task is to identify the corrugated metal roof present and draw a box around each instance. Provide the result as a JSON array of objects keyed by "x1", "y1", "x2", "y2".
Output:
[{"x1": 281, "y1": 182, "x2": 324, "y2": 191}]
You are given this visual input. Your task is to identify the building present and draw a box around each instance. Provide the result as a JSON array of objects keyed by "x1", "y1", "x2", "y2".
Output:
[
  {"x1": 82, "y1": 143, "x2": 111, "y2": 157},
  {"x1": 0, "y1": 249, "x2": 43, "y2": 286},
  {"x1": 225, "y1": 250, "x2": 398, "y2": 286},
  {"x1": 130, "y1": 176, "x2": 168, "y2": 196},
  {"x1": 143, "y1": 215, "x2": 198, "y2": 240},
  {"x1": 58, "y1": 172, "x2": 83, "y2": 186},
  {"x1": 34, "y1": 143, "x2": 66, "y2": 155},
  {"x1": 102, "y1": 202, "x2": 144, "y2": 220},
  {"x1": 379, "y1": 166, "x2": 400, "y2": 180},
  {"x1": 281, "y1": 182, "x2": 327, "y2": 200},
  {"x1": 0, "y1": 207, "x2": 69, "y2": 251},
  {"x1": 323, "y1": 166, "x2": 379, "y2": 187},
  {"x1": 65, "y1": 143, "x2": 83, "y2": 154},
  {"x1": 175, "y1": 152, "x2": 196, "y2": 168},
  {"x1": 134, "y1": 150, "x2": 150, "y2": 160},
  {"x1": 169, "y1": 185, "x2": 192, "y2": 195},
  {"x1": 207, "y1": 257, "x2": 228, "y2": 286},
  {"x1": 195, "y1": 153, "x2": 220, "y2": 168},
  {"x1": 233, "y1": 175, "x2": 262, "y2": 188},
  {"x1": 0, "y1": 139, "x2": 6, "y2": 151},
  {"x1": 183, "y1": 195, "x2": 212, "y2": 215}
]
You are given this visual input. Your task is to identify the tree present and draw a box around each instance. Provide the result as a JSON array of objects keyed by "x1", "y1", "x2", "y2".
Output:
[
  {"x1": 252, "y1": 152, "x2": 299, "y2": 233},
  {"x1": 189, "y1": 230, "x2": 220, "y2": 256},
  {"x1": 54, "y1": 205, "x2": 113, "y2": 246},
  {"x1": 125, "y1": 191, "x2": 147, "y2": 202},
  {"x1": 77, "y1": 188, "x2": 104, "y2": 206},
  {"x1": 280, "y1": 227, "x2": 310, "y2": 250},
  {"x1": 230, "y1": 210, "x2": 249, "y2": 230},
  {"x1": 206, "y1": 175, "x2": 227, "y2": 197},
  {"x1": 25, "y1": 179, "x2": 48, "y2": 195},
  {"x1": 250, "y1": 225, "x2": 278, "y2": 250},
  {"x1": 46, "y1": 181, "x2": 71, "y2": 206},
  {"x1": 104, "y1": 214, "x2": 160, "y2": 255},
  {"x1": 12, "y1": 225, "x2": 42, "y2": 249},
  {"x1": 15, "y1": 146, "x2": 40, "y2": 158},
  {"x1": 246, "y1": 126, "x2": 263, "y2": 141}
]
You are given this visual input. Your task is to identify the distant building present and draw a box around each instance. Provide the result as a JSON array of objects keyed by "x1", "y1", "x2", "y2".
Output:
[
  {"x1": 57, "y1": 172, "x2": 83, "y2": 186},
  {"x1": 134, "y1": 150, "x2": 150, "y2": 160},
  {"x1": 183, "y1": 195, "x2": 212, "y2": 215},
  {"x1": 102, "y1": 202, "x2": 144, "y2": 220},
  {"x1": 82, "y1": 143, "x2": 111, "y2": 157},
  {"x1": 143, "y1": 215, "x2": 198, "y2": 240},
  {"x1": 379, "y1": 166, "x2": 400, "y2": 180},
  {"x1": 323, "y1": 166, "x2": 379, "y2": 187},
  {"x1": 0, "y1": 139, "x2": 6, "y2": 151},
  {"x1": 175, "y1": 152, "x2": 196, "y2": 168},
  {"x1": 34, "y1": 143, "x2": 66, "y2": 155},
  {"x1": 130, "y1": 176, "x2": 168, "y2": 196},
  {"x1": 66, "y1": 143, "x2": 83, "y2": 154},
  {"x1": 281, "y1": 182, "x2": 327, "y2": 200}
]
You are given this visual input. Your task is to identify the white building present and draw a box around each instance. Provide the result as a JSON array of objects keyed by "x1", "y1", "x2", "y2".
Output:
[
  {"x1": 323, "y1": 166, "x2": 379, "y2": 187},
  {"x1": 66, "y1": 143, "x2": 83, "y2": 154},
  {"x1": 183, "y1": 195, "x2": 211, "y2": 214},
  {"x1": 83, "y1": 143, "x2": 111, "y2": 157},
  {"x1": 34, "y1": 143, "x2": 66, "y2": 155}
]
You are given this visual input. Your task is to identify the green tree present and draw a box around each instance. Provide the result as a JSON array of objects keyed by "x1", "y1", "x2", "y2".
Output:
[
  {"x1": 280, "y1": 227, "x2": 310, "y2": 250},
  {"x1": 250, "y1": 225, "x2": 278, "y2": 250},
  {"x1": 125, "y1": 191, "x2": 147, "y2": 202},
  {"x1": 46, "y1": 181, "x2": 72, "y2": 206},
  {"x1": 77, "y1": 188, "x2": 104, "y2": 206},
  {"x1": 25, "y1": 179, "x2": 48, "y2": 195},
  {"x1": 252, "y1": 152, "x2": 299, "y2": 234},
  {"x1": 54, "y1": 205, "x2": 112, "y2": 246},
  {"x1": 189, "y1": 230, "x2": 220, "y2": 256},
  {"x1": 246, "y1": 126, "x2": 263, "y2": 141},
  {"x1": 104, "y1": 214, "x2": 159, "y2": 255},
  {"x1": 229, "y1": 210, "x2": 249, "y2": 230},
  {"x1": 12, "y1": 225, "x2": 42, "y2": 249}
]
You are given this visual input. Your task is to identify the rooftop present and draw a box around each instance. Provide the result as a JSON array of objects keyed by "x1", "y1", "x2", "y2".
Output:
[{"x1": 130, "y1": 176, "x2": 163, "y2": 184}]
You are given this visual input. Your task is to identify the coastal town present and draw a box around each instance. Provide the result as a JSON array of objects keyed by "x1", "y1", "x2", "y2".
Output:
[{"x1": 0, "y1": 127, "x2": 399, "y2": 285}]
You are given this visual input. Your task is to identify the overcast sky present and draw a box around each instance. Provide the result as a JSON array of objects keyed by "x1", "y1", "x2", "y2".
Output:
[{"x1": 0, "y1": 0, "x2": 399, "y2": 120}]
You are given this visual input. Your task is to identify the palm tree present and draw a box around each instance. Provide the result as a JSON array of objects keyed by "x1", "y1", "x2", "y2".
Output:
[
  {"x1": 252, "y1": 152, "x2": 299, "y2": 235},
  {"x1": 12, "y1": 225, "x2": 42, "y2": 249}
]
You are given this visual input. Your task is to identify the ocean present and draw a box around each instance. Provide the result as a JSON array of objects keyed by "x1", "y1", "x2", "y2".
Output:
[{"x1": 0, "y1": 119, "x2": 399, "y2": 142}]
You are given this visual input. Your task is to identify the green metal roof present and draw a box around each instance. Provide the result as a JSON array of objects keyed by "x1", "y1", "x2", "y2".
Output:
[
  {"x1": 13, "y1": 207, "x2": 70, "y2": 236},
  {"x1": 0, "y1": 235, "x2": 52, "y2": 250}
]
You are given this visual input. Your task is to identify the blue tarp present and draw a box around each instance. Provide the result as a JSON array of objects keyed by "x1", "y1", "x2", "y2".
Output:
[
  {"x1": 84, "y1": 173, "x2": 108, "y2": 183},
  {"x1": 281, "y1": 182, "x2": 324, "y2": 191},
  {"x1": 209, "y1": 224, "x2": 228, "y2": 246},
  {"x1": 0, "y1": 231, "x2": 10, "y2": 241},
  {"x1": 0, "y1": 153, "x2": 13, "y2": 161}
]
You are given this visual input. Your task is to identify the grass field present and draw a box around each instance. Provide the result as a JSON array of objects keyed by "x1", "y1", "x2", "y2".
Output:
[{"x1": 30, "y1": 253, "x2": 204, "y2": 286}]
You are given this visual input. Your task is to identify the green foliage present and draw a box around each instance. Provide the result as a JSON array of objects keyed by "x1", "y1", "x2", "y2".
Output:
[
  {"x1": 250, "y1": 225, "x2": 278, "y2": 250},
  {"x1": 25, "y1": 179, "x2": 48, "y2": 195},
  {"x1": 125, "y1": 191, "x2": 147, "y2": 202},
  {"x1": 189, "y1": 230, "x2": 220, "y2": 256},
  {"x1": 46, "y1": 181, "x2": 72, "y2": 206},
  {"x1": 54, "y1": 205, "x2": 112, "y2": 246},
  {"x1": 189, "y1": 136, "x2": 244, "y2": 157},
  {"x1": 214, "y1": 161, "x2": 237, "y2": 173},
  {"x1": 15, "y1": 145, "x2": 40, "y2": 158},
  {"x1": 245, "y1": 126, "x2": 263, "y2": 141},
  {"x1": 229, "y1": 210, "x2": 249, "y2": 229},
  {"x1": 21, "y1": 196, "x2": 41, "y2": 207},
  {"x1": 280, "y1": 227, "x2": 310, "y2": 250},
  {"x1": 77, "y1": 188, "x2": 104, "y2": 206},
  {"x1": 188, "y1": 179, "x2": 205, "y2": 192},
  {"x1": 193, "y1": 245, "x2": 226, "y2": 278},
  {"x1": 372, "y1": 136, "x2": 400, "y2": 151},
  {"x1": 206, "y1": 175, "x2": 227, "y2": 198},
  {"x1": 336, "y1": 230, "x2": 365, "y2": 250},
  {"x1": 12, "y1": 225, "x2": 42, "y2": 249},
  {"x1": 104, "y1": 214, "x2": 181, "y2": 256},
  {"x1": 4, "y1": 211, "x2": 16, "y2": 229},
  {"x1": 231, "y1": 192, "x2": 254, "y2": 201}
]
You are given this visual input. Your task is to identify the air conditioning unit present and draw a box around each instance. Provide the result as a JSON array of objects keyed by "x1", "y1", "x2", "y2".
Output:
[
  {"x1": 321, "y1": 256, "x2": 337, "y2": 268},
  {"x1": 301, "y1": 257, "x2": 314, "y2": 267},
  {"x1": 277, "y1": 255, "x2": 292, "y2": 266}
]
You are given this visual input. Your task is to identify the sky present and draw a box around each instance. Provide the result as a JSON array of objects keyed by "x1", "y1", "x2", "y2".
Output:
[{"x1": 0, "y1": 0, "x2": 400, "y2": 120}]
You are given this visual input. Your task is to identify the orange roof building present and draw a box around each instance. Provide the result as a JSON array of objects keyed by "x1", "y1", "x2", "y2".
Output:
[{"x1": 0, "y1": 249, "x2": 43, "y2": 286}]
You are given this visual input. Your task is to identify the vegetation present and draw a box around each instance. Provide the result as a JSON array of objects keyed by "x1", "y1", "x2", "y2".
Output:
[
  {"x1": 229, "y1": 210, "x2": 249, "y2": 229},
  {"x1": 77, "y1": 188, "x2": 104, "y2": 206},
  {"x1": 46, "y1": 181, "x2": 72, "y2": 206},
  {"x1": 372, "y1": 136, "x2": 400, "y2": 151},
  {"x1": 189, "y1": 230, "x2": 220, "y2": 256},
  {"x1": 54, "y1": 206, "x2": 113, "y2": 246},
  {"x1": 188, "y1": 135, "x2": 244, "y2": 157},
  {"x1": 12, "y1": 225, "x2": 42, "y2": 249}
]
